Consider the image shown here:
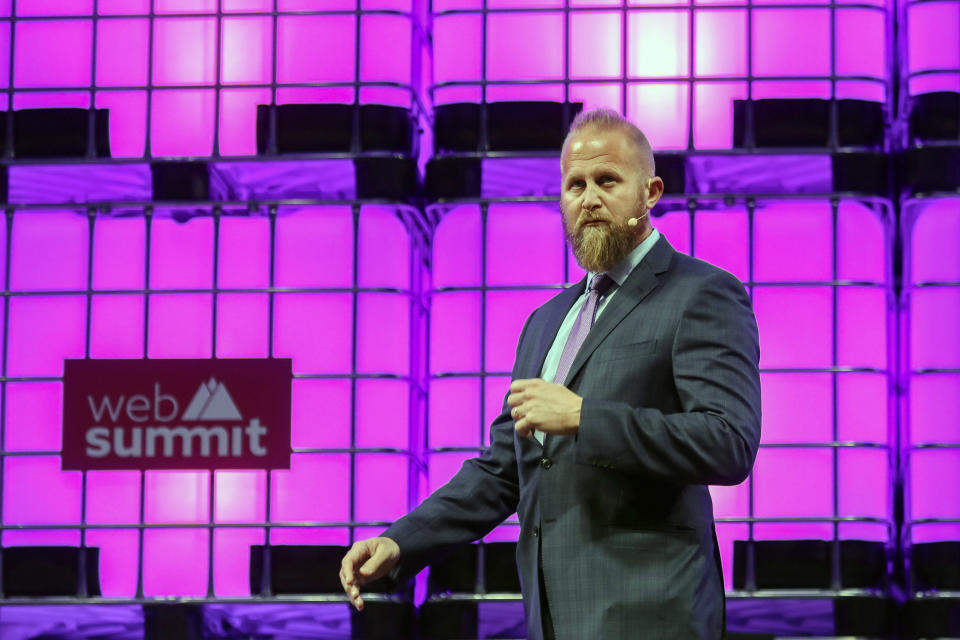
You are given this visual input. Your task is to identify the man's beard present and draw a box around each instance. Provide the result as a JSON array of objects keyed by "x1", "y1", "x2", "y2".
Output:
[{"x1": 564, "y1": 207, "x2": 646, "y2": 273}]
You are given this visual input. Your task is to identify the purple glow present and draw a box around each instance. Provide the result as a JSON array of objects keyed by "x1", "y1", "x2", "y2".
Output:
[
  {"x1": 214, "y1": 528, "x2": 264, "y2": 596},
  {"x1": 837, "y1": 288, "x2": 887, "y2": 369},
  {"x1": 836, "y1": 9, "x2": 886, "y2": 77},
  {"x1": 693, "y1": 208, "x2": 749, "y2": 281},
  {"x1": 628, "y1": 11, "x2": 689, "y2": 78},
  {"x1": 98, "y1": 0, "x2": 150, "y2": 13},
  {"x1": 14, "y1": 20, "x2": 92, "y2": 88},
  {"x1": 86, "y1": 471, "x2": 141, "y2": 524},
  {"x1": 907, "y1": 2, "x2": 959, "y2": 79},
  {"x1": 715, "y1": 523, "x2": 749, "y2": 589},
  {"x1": 695, "y1": 11, "x2": 747, "y2": 77},
  {"x1": 359, "y1": 207, "x2": 411, "y2": 290},
  {"x1": 910, "y1": 374, "x2": 960, "y2": 444},
  {"x1": 97, "y1": 19, "x2": 149, "y2": 86},
  {"x1": 486, "y1": 290, "x2": 556, "y2": 372},
  {"x1": 3, "y1": 530, "x2": 80, "y2": 546},
  {"x1": 430, "y1": 292, "x2": 482, "y2": 372},
  {"x1": 487, "y1": 12, "x2": 564, "y2": 80},
  {"x1": 93, "y1": 217, "x2": 145, "y2": 290},
  {"x1": 911, "y1": 450, "x2": 960, "y2": 520},
  {"x1": 215, "y1": 471, "x2": 267, "y2": 523},
  {"x1": 290, "y1": 379, "x2": 352, "y2": 449},
  {"x1": 86, "y1": 529, "x2": 138, "y2": 597},
  {"x1": 7, "y1": 296, "x2": 87, "y2": 377},
  {"x1": 760, "y1": 373, "x2": 833, "y2": 443},
  {"x1": 277, "y1": 15, "x2": 356, "y2": 84},
  {"x1": 18, "y1": 0, "x2": 92, "y2": 14},
  {"x1": 151, "y1": 90, "x2": 216, "y2": 157},
  {"x1": 483, "y1": 376, "x2": 512, "y2": 436},
  {"x1": 270, "y1": 527, "x2": 349, "y2": 546},
  {"x1": 221, "y1": 17, "x2": 272, "y2": 85},
  {"x1": 487, "y1": 205, "x2": 565, "y2": 285},
  {"x1": 627, "y1": 83, "x2": 689, "y2": 150},
  {"x1": 754, "y1": 10, "x2": 831, "y2": 77},
  {"x1": 145, "y1": 471, "x2": 209, "y2": 524},
  {"x1": 10, "y1": 211, "x2": 88, "y2": 292},
  {"x1": 357, "y1": 295, "x2": 411, "y2": 375},
  {"x1": 156, "y1": 0, "x2": 216, "y2": 12},
  {"x1": 709, "y1": 483, "x2": 750, "y2": 518},
  {"x1": 150, "y1": 215, "x2": 213, "y2": 289},
  {"x1": 273, "y1": 294, "x2": 354, "y2": 374},
  {"x1": 755, "y1": 287, "x2": 833, "y2": 368},
  {"x1": 910, "y1": 199, "x2": 960, "y2": 282},
  {"x1": 362, "y1": 15, "x2": 411, "y2": 83},
  {"x1": 910, "y1": 289, "x2": 960, "y2": 370},
  {"x1": 3, "y1": 457, "x2": 81, "y2": 525},
  {"x1": 96, "y1": 91, "x2": 148, "y2": 157},
  {"x1": 839, "y1": 448, "x2": 888, "y2": 518},
  {"x1": 755, "y1": 447, "x2": 834, "y2": 517},
  {"x1": 218, "y1": 216, "x2": 270, "y2": 288},
  {"x1": 654, "y1": 211, "x2": 691, "y2": 255},
  {"x1": 433, "y1": 206, "x2": 482, "y2": 288},
  {"x1": 838, "y1": 374, "x2": 888, "y2": 444},
  {"x1": 838, "y1": 202, "x2": 887, "y2": 282},
  {"x1": 220, "y1": 88, "x2": 272, "y2": 155},
  {"x1": 216, "y1": 293, "x2": 269, "y2": 357},
  {"x1": 429, "y1": 378, "x2": 482, "y2": 448},
  {"x1": 270, "y1": 454, "x2": 350, "y2": 522},
  {"x1": 570, "y1": 12, "x2": 622, "y2": 79},
  {"x1": 355, "y1": 454, "x2": 409, "y2": 521},
  {"x1": 90, "y1": 295, "x2": 145, "y2": 358},
  {"x1": 143, "y1": 529, "x2": 208, "y2": 596},
  {"x1": 147, "y1": 294, "x2": 213, "y2": 358},
  {"x1": 356, "y1": 380, "x2": 410, "y2": 448},
  {"x1": 754, "y1": 202, "x2": 832, "y2": 282},
  {"x1": 275, "y1": 207, "x2": 354, "y2": 288},
  {"x1": 153, "y1": 18, "x2": 216, "y2": 86},
  {"x1": 429, "y1": 452, "x2": 472, "y2": 494},
  {"x1": 3, "y1": 382, "x2": 63, "y2": 452}
]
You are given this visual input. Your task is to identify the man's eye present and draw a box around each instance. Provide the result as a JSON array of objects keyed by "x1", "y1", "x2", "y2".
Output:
[{"x1": 569, "y1": 181, "x2": 585, "y2": 190}]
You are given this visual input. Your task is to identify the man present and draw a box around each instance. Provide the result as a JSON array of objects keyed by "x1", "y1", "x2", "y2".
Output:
[{"x1": 340, "y1": 109, "x2": 761, "y2": 639}]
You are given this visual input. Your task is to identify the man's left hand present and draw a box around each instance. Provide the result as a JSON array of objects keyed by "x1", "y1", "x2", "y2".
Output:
[{"x1": 507, "y1": 378, "x2": 583, "y2": 439}]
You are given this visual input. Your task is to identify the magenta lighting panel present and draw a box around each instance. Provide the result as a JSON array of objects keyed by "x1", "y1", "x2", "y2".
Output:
[
  {"x1": 903, "y1": 197, "x2": 960, "y2": 546},
  {"x1": 431, "y1": 0, "x2": 890, "y2": 150},
  {"x1": 428, "y1": 198, "x2": 894, "y2": 589},
  {"x1": 903, "y1": 0, "x2": 960, "y2": 96},
  {"x1": 0, "y1": 205, "x2": 428, "y2": 597},
  {"x1": 0, "y1": 1, "x2": 428, "y2": 158}
]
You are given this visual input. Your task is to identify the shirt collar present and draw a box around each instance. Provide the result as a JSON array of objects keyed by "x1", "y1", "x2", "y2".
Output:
[{"x1": 589, "y1": 227, "x2": 661, "y2": 288}]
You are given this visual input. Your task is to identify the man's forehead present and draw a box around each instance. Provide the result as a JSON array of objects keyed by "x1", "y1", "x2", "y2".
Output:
[{"x1": 561, "y1": 128, "x2": 637, "y2": 172}]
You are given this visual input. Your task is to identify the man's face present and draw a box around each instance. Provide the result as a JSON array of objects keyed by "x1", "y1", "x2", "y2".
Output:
[{"x1": 560, "y1": 126, "x2": 661, "y2": 273}]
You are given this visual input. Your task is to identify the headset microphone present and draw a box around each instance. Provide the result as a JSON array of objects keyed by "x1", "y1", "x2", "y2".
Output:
[{"x1": 627, "y1": 211, "x2": 649, "y2": 227}]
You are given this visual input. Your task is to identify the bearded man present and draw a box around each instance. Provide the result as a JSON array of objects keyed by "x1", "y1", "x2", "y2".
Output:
[{"x1": 340, "y1": 108, "x2": 762, "y2": 640}]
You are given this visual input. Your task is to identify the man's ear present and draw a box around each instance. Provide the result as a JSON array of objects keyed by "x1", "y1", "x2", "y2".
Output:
[{"x1": 644, "y1": 176, "x2": 664, "y2": 209}]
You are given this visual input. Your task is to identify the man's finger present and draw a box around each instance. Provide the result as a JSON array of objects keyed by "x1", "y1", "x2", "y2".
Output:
[{"x1": 507, "y1": 392, "x2": 522, "y2": 408}]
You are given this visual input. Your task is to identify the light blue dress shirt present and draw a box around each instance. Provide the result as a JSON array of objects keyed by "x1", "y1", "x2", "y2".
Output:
[{"x1": 534, "y1": 228, "x2": 661, "y2": 443}]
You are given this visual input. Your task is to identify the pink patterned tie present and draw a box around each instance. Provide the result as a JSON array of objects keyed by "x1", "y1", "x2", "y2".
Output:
[{"x1": 553, "y1": 273, "x2": 613, "y2": 385}]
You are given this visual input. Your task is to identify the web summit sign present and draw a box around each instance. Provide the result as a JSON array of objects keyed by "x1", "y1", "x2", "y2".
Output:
[{"x1": 62, "y1": 359, "x2": 292, "y2": 471}]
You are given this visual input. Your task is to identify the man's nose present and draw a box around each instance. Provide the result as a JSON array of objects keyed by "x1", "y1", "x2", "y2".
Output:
[{"x1": 582, "y1": 183, "x2": 602, "y2": 210}]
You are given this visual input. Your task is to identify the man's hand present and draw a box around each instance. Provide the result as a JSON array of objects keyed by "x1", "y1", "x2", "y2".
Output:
[
  {"x1": 507, "y1": 378, "x2": 583, "y2": 439},
  {"x1": 339, "y1": 536, "x2": 400, "y2": 611}
]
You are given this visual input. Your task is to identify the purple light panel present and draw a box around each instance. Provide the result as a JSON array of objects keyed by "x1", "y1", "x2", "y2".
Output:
[
  {"x1": 432, "y1": 3, "x2": 888, "y2": 149},
  {"x1": 428, "y1": 199, "x2": 893, "y2": 586},
  {"x1": 905, "y1": 0, "x2": 960, "y2": 95},
  {"x1": 0, "y1": 206, "x2": 423, "y2": 596},
  {"x1": 906, "y1": 198, "x2": 960, "y2": 543}
]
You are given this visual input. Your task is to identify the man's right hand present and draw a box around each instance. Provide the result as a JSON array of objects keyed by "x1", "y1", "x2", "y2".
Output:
[{"x1": 339, "y1": 536, "x2": 401, "y2": 611}]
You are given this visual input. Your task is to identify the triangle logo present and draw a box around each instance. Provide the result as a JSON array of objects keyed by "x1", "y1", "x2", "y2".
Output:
[{"x1": 182, "y1": 378, "x2": 243, "y2": 421}]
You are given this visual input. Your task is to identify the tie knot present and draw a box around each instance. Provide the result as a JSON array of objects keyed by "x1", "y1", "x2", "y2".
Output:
[{"x1": 589, "y1": 273, "x2": 613, "y2": 296}]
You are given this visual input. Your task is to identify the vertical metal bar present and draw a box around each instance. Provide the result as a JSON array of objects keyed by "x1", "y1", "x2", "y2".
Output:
[
  {"x1": 352, "y1": 0, "x2": 362, "y2": 154},
  {"x1": 829, "y1": 0, "x2": 838, "y2": 148},
  {"x1": 88, "y1": 0, "x2": 100, "y2": 159},
  {"x1": 687, "y1": 0, "x2": 695, "y2": 151},
  {"x1": 744, "y1": 196, "x2": 756, "y2": 592},
  {"x1": 260, "y1": 203, "x2": 277, "y2": 597},
  {"x1": 212, "y1": 0, "x2": 224, "y2": 157},
  {"x1": 621, "y1": 0, "x2": 628, "y2": 115},
  {"x1": 208, "y1": 205, "x2": 221, "y2": 598},
  {"x1": 136, "y1": 205, "x2": 154, "y2": 599},
  {"x1": 5, "y1": 1, "x2": 18, "y2": 159},
  {"x1": 745, "y1": 0, "x2": 755, "y2": 148},
  {"x1": 830, "y1": 197, "x2": 841, "y2": 589},
  {"x1": 480, "y1": 0, "x2": 489, "y2": 152},
  {"x1": 349, "y1": 203, "x2": 361, "y2": 543},
  {"x1": 269, "y1": 0, "x2": 279, "y2": 154},
  {"x1": 145, "y1": 0, "x2": 156, "y2": 159},
  {"x1": 0, "y1": 206, "x2": 15, "y2": 598},
  {"x1": 78, "y1": 205, "x2": 97, "y2": 598},
  {"x1": 479, "y1": 202, "x2": 489, "y2": 452}
]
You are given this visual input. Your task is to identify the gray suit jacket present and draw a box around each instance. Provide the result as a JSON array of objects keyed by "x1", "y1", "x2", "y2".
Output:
[{"x1": 385, "y1": 236, "x2": 762, "y2": 640}]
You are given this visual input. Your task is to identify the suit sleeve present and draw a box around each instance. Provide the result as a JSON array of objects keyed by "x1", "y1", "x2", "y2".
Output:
[
  {"x1": 574, "y1": 269, "x2": 761, "y2": 486},
  {"x1": 381, "y1": 318, "x2": 531, "y2": 581}
]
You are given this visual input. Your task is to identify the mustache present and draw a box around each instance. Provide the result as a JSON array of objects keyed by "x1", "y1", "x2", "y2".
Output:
[{"x1": 574, "y1": 213, "x2": 613, "y2": 231}]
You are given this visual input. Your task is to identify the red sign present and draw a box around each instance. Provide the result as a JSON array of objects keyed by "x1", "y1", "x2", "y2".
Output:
[{"x1": 62, "y1": 359, "x2": 292, "y2": 471}]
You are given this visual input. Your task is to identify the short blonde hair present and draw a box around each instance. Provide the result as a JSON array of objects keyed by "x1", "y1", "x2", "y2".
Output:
[{"x1": 562, "y1": 108, "x2": 656, "y2": 177}]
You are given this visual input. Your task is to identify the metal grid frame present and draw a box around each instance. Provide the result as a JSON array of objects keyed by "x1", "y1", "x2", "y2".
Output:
[
  {"x1": 0, "y1": 200, "x2": 431, "y2": 601},
  {"x1": 0, "y1": 0, "x2": 433, "y2": 161},
  {"x1": 426, "y1": 192, "x2": 898, "y2": 595},
  {"x1": 431, "y1": 0, "x2": 893, "y2": 153}
]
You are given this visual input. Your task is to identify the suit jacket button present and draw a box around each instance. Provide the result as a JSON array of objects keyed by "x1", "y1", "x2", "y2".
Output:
[
  {"x1": 541, "y1": 457, "x2": 553, "y2": 470},
  {"x1": 533, "y1": 526, "x2": 540, "y2": 537}
]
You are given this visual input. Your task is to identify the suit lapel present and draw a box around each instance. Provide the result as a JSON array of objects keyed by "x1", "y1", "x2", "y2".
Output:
[
  {"x1": 561, "y1": 236, "x2": 675, "y2": 387},
  {"x1": 524, "y1": 278, "x2": 585, "y2": 380}
]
